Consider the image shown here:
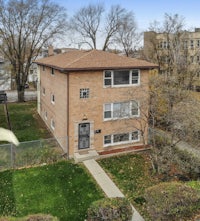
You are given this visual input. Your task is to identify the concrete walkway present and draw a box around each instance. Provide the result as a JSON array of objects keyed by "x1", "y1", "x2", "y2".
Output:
[{"x1": 83, "y1": 159, "x2": 145, "y2": 221}]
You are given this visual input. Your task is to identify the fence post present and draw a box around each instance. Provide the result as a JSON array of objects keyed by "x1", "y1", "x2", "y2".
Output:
[
  {"x1": 11, "y1": 143, "x2": 16, "y2": 169},
  {"x1": 10, "y1": 143, "x2": 12, "y2": 168}
]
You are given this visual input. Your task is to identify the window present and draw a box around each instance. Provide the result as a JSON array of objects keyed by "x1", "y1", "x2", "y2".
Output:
[
  {"x1": 104, "y1": 69, "x2": 140, "y2": 87},
  {"x1": 104, "y1": 130, "x2": 140, "y2": 146},
  {"x1": 197, "y1": 40, "x2": 200, "y2": 48},
  {"x1": 113, "y1": 102, "x2": 129, "y2": 118},
  {"x1": 51, "y1": 119, "x2": 55, "y2": 130},
  {"x1": 113, "y1": 133, "x2": 129, "y2": 143},
  {"x1": 104, "y1": 71, "x2": 112, "y2": 86},
  {"x1": 197, "y1": 56, "x2": 200, "y2": 63},
  {"x1": 104, "y1": 104, "x2": 112, "y2": 118},
  {"x1": 163, "y1": 41, "x2": 167, "y2": 49},
  {"x1": 104, "y1": 100, "x2": 139, "y2": 120},
  {"x1": 44, "y1": 111, "x2": 47, "y2": 120},
  {"x1": 190, "y1": 56, "x2": 194, "y2": 63},
  {"x1": 131, "y1": 100, "x2": 139, "y2": 116},
  {"x1": 132, "y1": 131, "x2": 140, "y2": 141},
  {"x1": 104, "y1": 135, "x2": 111, "y2": 144},
  {"x1": 42, "y1": 87, "x2": 45, "y2": 95},
  {"x1": 114, "y1": 70, "x2": 129, "y2": 85},
  {"x1": 190, "y1": 40, "x2": 194, "y2": 49},
  {"x1": 51, "y1": 68, "x2": 55, "y2": 75},
  {"x1": 132, "y1": 70, "x2": 139, "y2": 84},
  {"x1": 42, "y1": 66, "x2": 45, "y2": 71},
  {"x1": 80, "y1": 88, "x2": 89, "y2": 98},
  {"x1": 51, "y1": 94, "x2": 55, "y2": 104}
]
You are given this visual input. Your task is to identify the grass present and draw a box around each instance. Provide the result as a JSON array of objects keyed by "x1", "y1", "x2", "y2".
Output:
[
  {"x1": 0, "y1": 161, "x2": 104, "y2": 221},
  {"x1": 0, "y1": 101, "x2": 51, "y2": 142},
  {"x1": 99, "y1": 153, "x2": 158, "y2": 201},
  {"x1": 98, "y1": 152, "x2": 200, "y2": 220}
]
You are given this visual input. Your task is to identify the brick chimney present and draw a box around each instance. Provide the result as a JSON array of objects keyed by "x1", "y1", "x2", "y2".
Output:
[{"x1": 48, "y1": 45, "x2": 54, "y2": 56}]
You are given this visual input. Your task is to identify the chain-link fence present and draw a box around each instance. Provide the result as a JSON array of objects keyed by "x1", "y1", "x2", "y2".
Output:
[{"x1": 0, "y1": 137, "x2": 68, "y2": 171}]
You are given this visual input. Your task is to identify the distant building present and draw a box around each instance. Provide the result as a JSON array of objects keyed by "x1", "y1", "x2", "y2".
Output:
[
  {"x1": 0, "y1": 56, "x2": 11, "y2": 91},
  {"x1": 144, "y1": 28, "x2": 200, "y2": 90}
]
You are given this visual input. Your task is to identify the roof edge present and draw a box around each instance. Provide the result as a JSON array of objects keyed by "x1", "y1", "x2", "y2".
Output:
[{"x1": 34, "y1": 62, "x2": 158, "y2": 72}]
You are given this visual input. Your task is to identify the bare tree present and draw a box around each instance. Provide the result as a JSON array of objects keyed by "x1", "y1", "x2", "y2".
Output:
[
  {"x1": 69, "y1": 4, "x2": 140, "y2": 52},
  {"x1": 0, "y1": 0, "x2": 67, "y2": 102},
  {"x1": 114, "y1": 11, "x2": 141, "y2": 57},
  {"x1": 69, "y1": 3, "x2": 104, "y2": 49}
]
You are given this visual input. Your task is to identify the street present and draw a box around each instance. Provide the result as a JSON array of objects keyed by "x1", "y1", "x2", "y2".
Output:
[{"x1": 5, "y1": 90, "x2": 37, "y2": 102}]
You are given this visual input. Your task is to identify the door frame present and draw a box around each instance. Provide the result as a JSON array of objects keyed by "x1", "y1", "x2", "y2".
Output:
[
  {"x1": 74, "y1": 121, "x2": 94, "y2": 153},
  {"x1": 78, "y1": 122, "x2": 90, "y2": 149}
]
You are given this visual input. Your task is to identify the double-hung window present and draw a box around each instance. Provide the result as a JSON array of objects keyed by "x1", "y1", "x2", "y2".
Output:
[
  {"x1": 104, "y1": 69, "x2": 140, "y2": 87},
  {"x1": 104, "y1": 100, "x2": 139, "y2": 120}
]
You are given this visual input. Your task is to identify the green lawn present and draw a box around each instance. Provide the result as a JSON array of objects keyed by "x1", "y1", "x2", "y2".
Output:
[
  {"x1": 0, "y1": 101, "x2": 51, "y2": 142},
  {"x1": 0, "y1": 161, "x2": 104, "y2": 221},
  {"x1": 99, "y1": 153, "x2": 158, "y2": 201}
]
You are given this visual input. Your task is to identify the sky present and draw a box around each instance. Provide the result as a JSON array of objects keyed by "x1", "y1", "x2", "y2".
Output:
[{"x1": 54, "y1": 0, "x2": 200, "y2": 32}]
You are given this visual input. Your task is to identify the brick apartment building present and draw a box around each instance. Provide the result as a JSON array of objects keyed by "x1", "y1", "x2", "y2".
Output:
[{"x1": 35, "y1": 49, "x2": 157, "y2": 158}]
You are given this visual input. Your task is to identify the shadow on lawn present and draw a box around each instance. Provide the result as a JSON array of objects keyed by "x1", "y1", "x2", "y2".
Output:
[{"x1": 0, "y1": 170, "x2": 16, "y2": 216}]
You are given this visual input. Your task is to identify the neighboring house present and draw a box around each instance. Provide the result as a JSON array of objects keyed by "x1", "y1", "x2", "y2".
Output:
[
  {"x1": 0, "y1": 57, "x2": 11, "y2": 91},
  {"x1": 34, "y1": 49, "x2": 157, "y2": 158},
  {"x1": 144, "y1": 28, "x2": 200, "y2": 90}
]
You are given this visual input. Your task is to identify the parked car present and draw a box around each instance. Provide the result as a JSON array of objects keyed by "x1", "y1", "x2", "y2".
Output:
[{"x1": 25, "y1": 83, "x2": 29, "y2": 89}]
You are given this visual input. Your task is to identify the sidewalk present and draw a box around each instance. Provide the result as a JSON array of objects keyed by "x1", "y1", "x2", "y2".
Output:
[{"x1": 83, "y1": 159, "x2": 145, "y2": 221}]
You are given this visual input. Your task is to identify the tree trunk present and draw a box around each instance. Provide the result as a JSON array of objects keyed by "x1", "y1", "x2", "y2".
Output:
[{"x1": 17, "y1": 87, "x2": 25, "y2": 102}]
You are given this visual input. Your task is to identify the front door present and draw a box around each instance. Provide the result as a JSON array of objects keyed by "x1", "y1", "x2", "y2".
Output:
[{"x1": 78, "y1": 123, "x2": 90, "y2": 149}]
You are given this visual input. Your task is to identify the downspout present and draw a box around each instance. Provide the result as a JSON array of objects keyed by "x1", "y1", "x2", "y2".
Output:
[
  {"x1": 37, "y1": 65, "x2": 41, "y2": 115},
  {"x1": 66, "y1": 73, "x2": 69, "y2": 159}
]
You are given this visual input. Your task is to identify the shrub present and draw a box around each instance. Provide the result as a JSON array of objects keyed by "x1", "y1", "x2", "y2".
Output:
[
  {"x1": 173, "y1": 147, "x2": 200, "y2": 179},
  {"x1": 87, "y1": 197, "x2": 133, "y2": 221},
  {"x1": 24, "y1": 214, "x2": 59, "y2": 221},
  {"x1": 144, "y1": 182, "x2": 200, "y2": 221}
]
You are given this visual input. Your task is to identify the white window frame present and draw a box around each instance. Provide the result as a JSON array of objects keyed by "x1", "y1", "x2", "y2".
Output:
[
  {"x1": 51, "y1": 119, "x2": 55, "y2": 130},
  {"x1": 103, "y1": 69, "x2": 140, "y2": 87},
  {"x1": 51, "y1": 94, "x2": 55, "y2": 104},
  {"x1": 42, "y1": 87, "x2": 45, "y2": 96},
  {"x1": 44, "y1": 111, "x2": 47, "y2": 120},
  {"x1": 103, "y1": 100, "x2": 139, "y2": 121},
  {"x1": 104, "y1": 130, "x2": 140, "y2": 147}
]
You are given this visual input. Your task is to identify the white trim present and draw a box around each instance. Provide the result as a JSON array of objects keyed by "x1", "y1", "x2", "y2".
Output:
[
  {"x1": 103, "y1": 69, "x2": 140, "y2": 88},
  {"x1": 103, "y1": 100, "x2": 140, "y2": 121},
  {"x1": 103, "y1": 130, "x2": 140, "y2": 147},
  {"x1": 42, "y1": 87, "x2": 45, "y2": 96},
  {"x1": 51, "y1": 94, "x2": 55, "y2": 104},
  {"x1": 51, "y1": 118, "x2": 55, "y2": 130}
]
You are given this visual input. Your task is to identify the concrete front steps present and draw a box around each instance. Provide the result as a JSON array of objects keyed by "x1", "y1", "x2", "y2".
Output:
[{"x1": 74, "y1": 149, "x2": 99, "y2": 163}]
